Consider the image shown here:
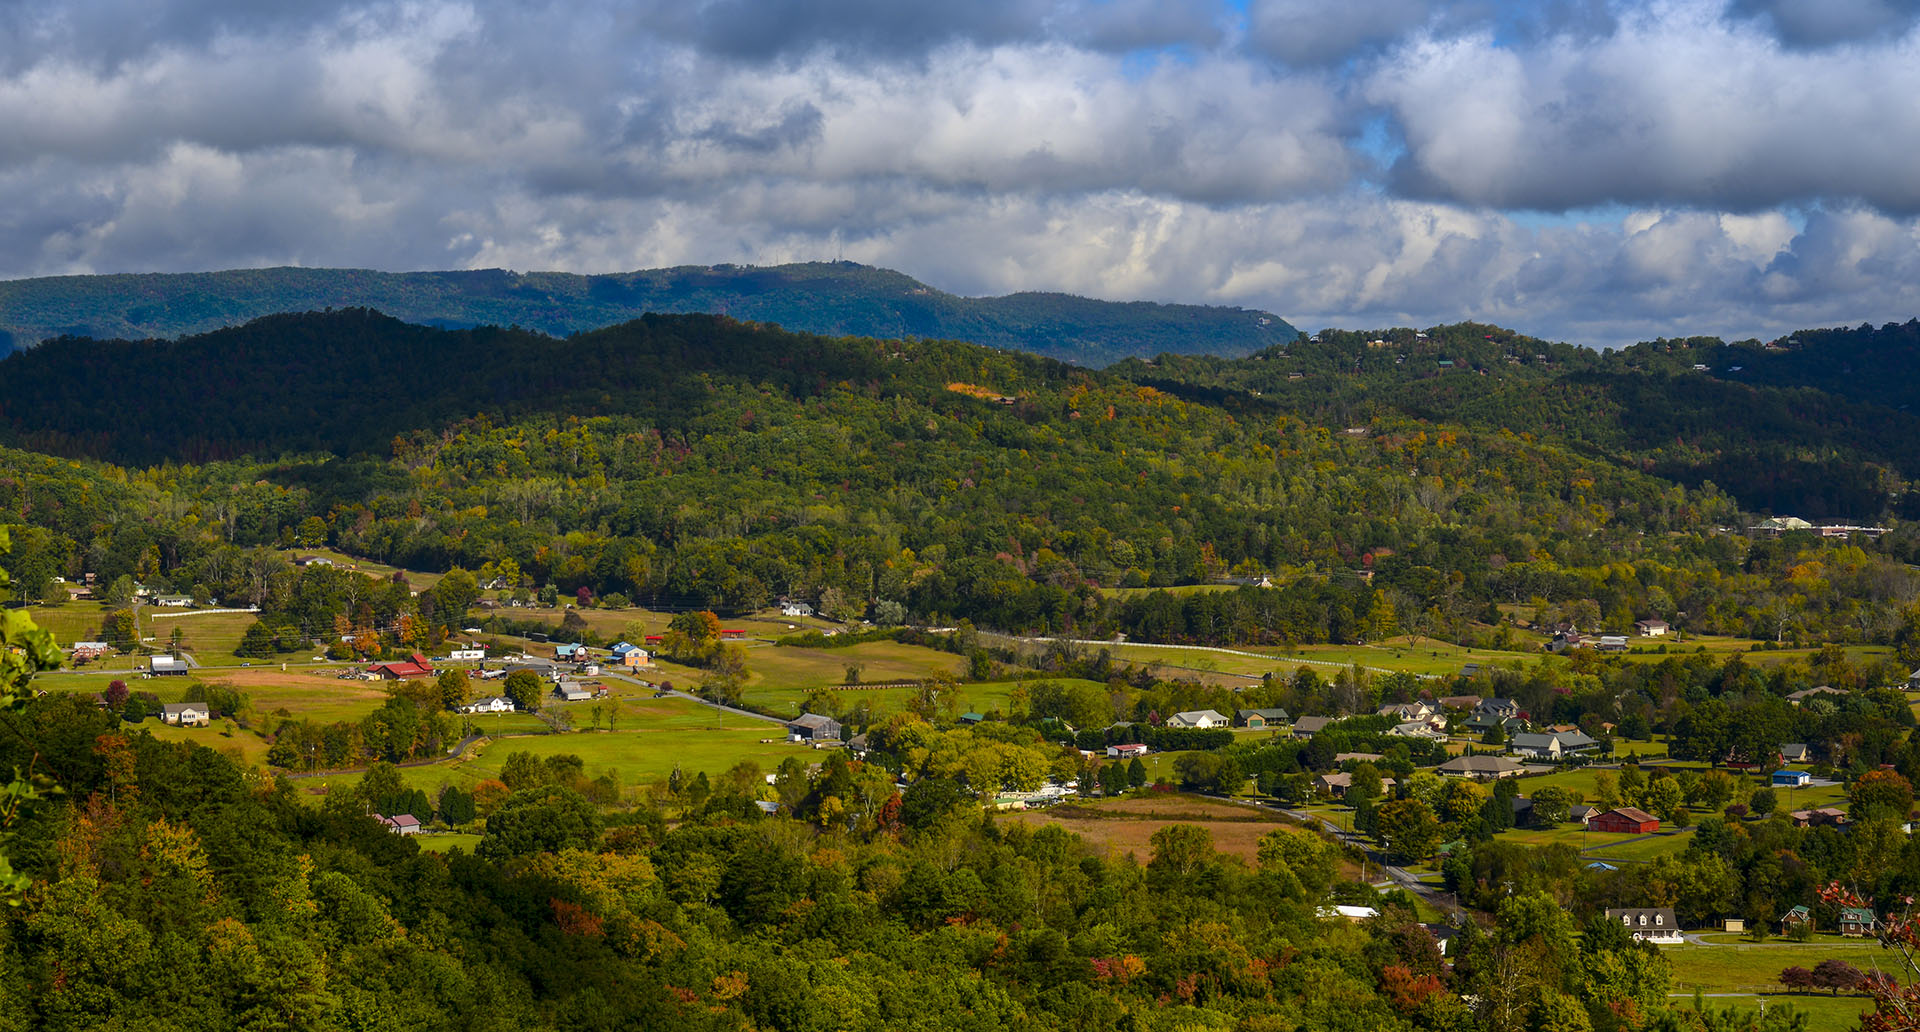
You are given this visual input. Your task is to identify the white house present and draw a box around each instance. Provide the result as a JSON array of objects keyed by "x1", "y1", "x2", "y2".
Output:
[
  {"x1": 149, "y1": 655, "x2": 188, "y2": 676},
  {"x1": 781, "y1": 602, "x2": 815, "y2": 617},
  {"x1": 1633, "y1": 619, "x2": 1669, "y2": 637},
  {"x1": 1107, "y1": 743, "x2": 1149, "y2": 758},
  {"x1": 462, "y1": 696, "x2": 516, "y2": 714},
  {"x1": 160, "y1": 702, "x2": 210, "y2": 727},
  {"x1": 1389, "y1": 720, "x2": 1448, "y2": 741},
  {"x1": 380, "y1": 814, "x2": 422, "y2": 836},
  {"x1": 1378, "y1": 701, "x2": 1436, "y2": 722},
  {"x1": 1166, "y1": 709, "x2": 1230, "y2": 729}
]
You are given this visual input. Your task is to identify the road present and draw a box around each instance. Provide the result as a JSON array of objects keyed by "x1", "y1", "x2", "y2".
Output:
[
  {"x1": 1202, "y1": 795, "x2": 1462, "y2": 916},
  {"x1": 599, "y1": 672, "x2": 789, "y2": 727}
]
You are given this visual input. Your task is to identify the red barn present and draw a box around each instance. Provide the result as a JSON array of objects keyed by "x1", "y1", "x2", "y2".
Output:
[
  {"x1": 367, "y1": 653, "x2": 435, "y2": 680},
  {"x1": 1589, "y1": 807, "x2": 1660, "y2": 834}
]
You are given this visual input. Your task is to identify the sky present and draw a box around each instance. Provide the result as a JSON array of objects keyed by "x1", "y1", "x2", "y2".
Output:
[{"x1": 3, "y1": 0, "x2": 1919, "y2": 348}]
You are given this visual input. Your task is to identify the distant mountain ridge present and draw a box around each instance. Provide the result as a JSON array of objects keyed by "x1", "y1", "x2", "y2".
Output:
[{"x1": 0, "y1": 261, "x2": 1298, "y2": 366}]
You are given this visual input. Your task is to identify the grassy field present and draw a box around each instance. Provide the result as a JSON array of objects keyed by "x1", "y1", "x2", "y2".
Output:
[
  {"x1": 1665, "y1": 936, "x2": 1888, "y2": 990},
  {"x1": 414, "y1": 832, "x2": 484, "y2": 853},
  {"x1": 288, "y1": 694, "x2": 812, "y2": 802},
  {"x1": 1671, "y1": 994, "x2": 1871, "y2": 1032},
  {"x1": 1003, "y1": 793, "x2": 1300, "y2": 863}
]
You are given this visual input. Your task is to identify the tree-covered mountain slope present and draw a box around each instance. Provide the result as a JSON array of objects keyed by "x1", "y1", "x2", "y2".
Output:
[
  {"x1": 1124, "y1": 320, "x2": 1920, "y2": 519},
  {"x1": 0, "y1": 262, "x2": 1297, "y2": 366}
]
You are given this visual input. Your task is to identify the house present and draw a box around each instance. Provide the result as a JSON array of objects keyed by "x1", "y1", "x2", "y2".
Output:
[
  {"x1": 1780, "y1": 743, "x2": 1811, "y2": 763},
  {"x1": 1291, "y1": 716, "x2": 1335, "y2": 738},
  {"x1": 150, "y1": 655, "x2": 189, "y2": 676},
  {"x1": 608, "y1": 642, "x2": 652, "y2": 668},
  {"x1": 1595, "y1": 635, "x2": 1629, "y2": 653},
  {"x1": 155, "y1": 595, "x2": 193, "y2": 608},
  {"x1": 367, "y1": 653, "x2": 434, "y2": 680},
  {"x1": 1106, "y1": 743, "x2": 1149, "y2": 759},
  {"x1": 554, "y1": 642, "x2": 587, "y2": 660},
  {"x1": 1317, "y1": 905, "x2": 1379, "y2": 921},
  {"x1": 1790, "y1": 807, "x2": 1848, "y2": 828},
  {"x1": 1606, "y1": 907, "x2": 1682, "y2": 944},
  {"x1": 461, "y1": 696, "x2": 516, "y2": 714},
  {"x1": 1840, "y1": 907, "x2": 1879, "y2": 937},
  {"x1": 1548, "y1": 631, "x2": 1586, "y2": 653},
  {"x1": 1465, "y1": 699, "x2": 1521, "y2": 733},
  {"x1": 1570, "y1": 804, "x2": 1598, "y2": 825},
  {"x1": 788, "y1": 713, "x2": 842, "y2": 742},
  {"x1": 380, "y1": 814, "x2": 422, "y2": 836},
  {"x1": 781, "y1": 602, "x2": 814, "y2": 618},
  {"x1": 293, "y1": 555, "x2": 335, "y2": 568},
  {"x1": 957, "y1": 712, "x2": 984, "y2": 726},
  {"x1": 1378, "y1": 701, "x2": 1435, "y2": 723},
  {"x1": 1590, "y1": 807, "x2": 1660, "y2": 834},
  {"x1": 1780, "y1": 906, "x2": 1812, "y2": 933},
  {"x1": 1633, "y1": 619, "x2": 1669, "y2": 637},
  {"x1": 553, "y1": 683, "x2": 593, "y2": 703},
  {"x1": 1438, "y1": 694, "x2": 1483, "y2": 711},
  {"x1": 1510, "y1": 729, "x2": 1598, "y2": 760},
  {"x1": 1509, "y1": 733, "x2": 1568, "y2": 760},
  {"x1": 1787, "y1": 685, "x2": 1846, "y2": 705},
  {"x1": 160, "y1": 702, "x2": 211, "y2": 727},
  {"x1": 1437, "y1": 755, "x2": 1525, "y2": 780},
  {"x1": 1390, "y1": 720, "x2": 1448, "y2": 741},
  {"x1": 720, "y1": 629, "x2": 747, "y2": 640},
  {"x1": 1316, "y1": 772, "x2": 1398, "y2": 799},
  {"x1": 1771, "y1": 769, "x2": 1812, "y2": 788},
  {"x1": 1333, "y1": 752, "x2": 1384, "y2": 764},
  {"x1": 1238, "y1": 708, "x2": 1290, "y2": 729},
  {"x1": 1167, "y1": 709, "x2": 1229, "y2": 729},
  {"x1": 1909, "y1": 669, "x2": 1920, "y2": 691},
  {"x1": 70, "y1": 641, "x2": 112, "y2": 662},
  {"x1": 1722, "y1": 918, "x2": 1746, "y2": 933}
]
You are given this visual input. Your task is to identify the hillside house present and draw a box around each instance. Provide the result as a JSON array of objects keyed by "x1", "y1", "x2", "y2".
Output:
[
  {"x1": 1390, "y1": 720, "x2": 1447, "y2": 741},
  {"x1": 1509, "y1": 730, "x2": 1597, "y2": 761},
  {"x1": 1167, "y1": 709, "x2": 1229, "y2": 729},
  {"x1": 609, "y1": 642, "x2": 651, "y2": 668},
  {"x1": 380, "y1": 814, "x2": 422, "y2": 836},
  {"x1": 461, "y1": 696, "x2": 515, "y2": 714},
  {"x1": 1570, "y1": 804, "x2": 1598, "y2": 825},
  {"x1": 1780, "y1": 743, "x2": 1811, "y2": 763},
  {"x1": 788, "y1": 713, "x2": 842, "y2": 742},
  {"x1": 1772, "y1": 769, "x2": 1812, "y2": 788},
  {"x1": 1595, "y1": 635, "x2": 1629, "y2": 653},
  {"x1": 367, "y1": 653, "x2": 434, "y2": 680},
  {"x1": 1106, "y1": 743, "x2": 1148, "y2": 759},
  {"x1": 553, "y1": 683, "x2": 592, "y2": 703},
  {"x1": 1633, "y1": 619, "x2": 1669, "y2": 637},
  {"x1": 1291, "y1": 716, "x2": 1334, "y2": 738},
  {"x1": 1781, "y1": 906, "x2": 1812, "y2": 933},
  {"x1": 1316, "y1": 772, "x2": 1396, "y2": 799},
  {"x1": 1378, "y1": 701, "x2": 1435, "y2": 723},
  {"x1": 554, "y1": 643, "x2": 587, "y2": 660},
  {"x1": 1238, "y1": 708, "x2": 1290, "y2": 729},
  {"x1": 1606, "y1": 907, "x2": 1682, "y2": 944},
  {"x1": 1590, "y1": 807, "x2": 1660, "y2": 834},
  {"x1": 1790, "y1": 807, "x2": 1848, "y2": 828},
  {"x1": 160, "y1": 702, "x2": 210, "y2": 727},
  {"x1": 150, "y1": 655, "x2": 188, "y2": 676},
  {"x1": 781, "y1": 602, "x2": 814, "y2": 617},
  {"x1": 1840, "y1": 907, "x2": 1879, "y2": 937},
  {"x1": 155, "y1": 595, "x2": 193, "y2": 608},
  {"x1": 1438, "y1": 694, "x2": 1483, "y2": 711},
  {"x1": 69, "y1": 641, "x2": 111, "y2": 662}
]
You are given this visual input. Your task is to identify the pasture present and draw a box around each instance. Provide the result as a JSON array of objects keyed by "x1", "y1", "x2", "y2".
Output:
[{"x1": 1003, "y1": 793, "x2": 1301, "y2": 864}]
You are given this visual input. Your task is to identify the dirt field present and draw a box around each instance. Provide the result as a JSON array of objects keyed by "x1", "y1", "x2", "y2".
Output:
[{"x1": 1004, "y1": 794, "x2": 1304, "y2": 864}]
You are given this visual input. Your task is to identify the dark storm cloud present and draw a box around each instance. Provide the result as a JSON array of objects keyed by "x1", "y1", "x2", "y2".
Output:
[{"x1": 1728, "y1": 0, "x2": 1920, "y2": 47}]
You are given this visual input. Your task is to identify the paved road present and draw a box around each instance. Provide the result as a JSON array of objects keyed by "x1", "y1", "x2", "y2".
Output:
[{"x1": 599, "y1": 672, "x2": 789, "y2": 727}]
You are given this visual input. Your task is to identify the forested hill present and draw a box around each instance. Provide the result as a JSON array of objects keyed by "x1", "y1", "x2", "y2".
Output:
[
  {"x1": 1123, "y1": 320, "x2": 1920, "y2": 519},
  {"x1": 0, "y1": 308, "x2": 1090, "y2": 465},
  {"x1": 0, "y1": 262, "x2": 1297, "y2": 366}
]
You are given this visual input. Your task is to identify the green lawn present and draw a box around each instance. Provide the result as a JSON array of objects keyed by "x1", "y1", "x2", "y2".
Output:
[
  {"x1": 414, "y1": 832, "x2": 484, "y2": 853},
  {"x1": 289, "y1": 695, "x2": 813, "y2": 802},
  {"x1": 1670, "y1": 994, "x2": 1871, "y2": 1032},
  {"x1": 1665, "y1": 938, "x2": 1887, "y2": 991}
]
